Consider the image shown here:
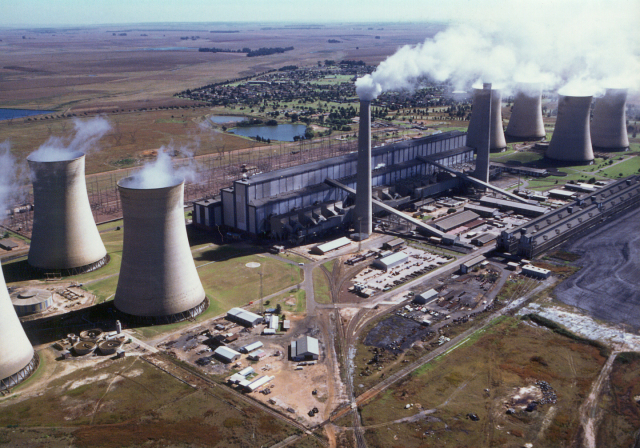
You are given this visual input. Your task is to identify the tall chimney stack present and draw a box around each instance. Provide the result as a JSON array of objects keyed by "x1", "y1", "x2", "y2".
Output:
[
  {"x1": 354, "y1": 100, "x2": 373, "y2": 239},
  {"x1": 546, "y1": 94, "x2": 594, "y2": 163},
  {"x1": 0, "y1": 264, "x2": 37, "y2": 391},
  {"x1": 114, "y1": 178, "x2": 207, "y2": 323},
  {"x1": 468, "y1": 86, "x2": 506, "y2": 153},
  {"x1": 27, "y1": 152, "x2": 108, "y2": 274},
  {"x1": 505, "y1": 83, "x2": 546, "y2": 141},
  {"x1": 470, "y1": 83, "x2": 492, "y2": 183},
  {"x1": 591, "y1": 88, "x2": 629, "y2": 151}
]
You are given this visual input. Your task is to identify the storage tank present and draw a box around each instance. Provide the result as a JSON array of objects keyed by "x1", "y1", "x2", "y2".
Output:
[
  {"x1": 467, "y1": 86, "x2": 506, "y2": 152},
  {"x1": 470, "y1": 83, "x2": 493, "y2": 184},
  {"x1": 505, "y1": 83, "x2": 546, "y2": 141},
  {"x1": 546, "y1": 95, "x2": 594, "y2": 163},
  {"x1": 0, "y1": 265, "x2": 37, "y2": 391},
  {"x1": 591, "y1": 88, "x2": 629, "y2": 151},
  {"x1": 27, "y1": 152, "x2": 108, "y2": 274},
  {"x1": 114, "y1": 177, "x2": 207, "y2": 323},
  {"x1": 354, "y1": 99, "x2": 373, "y2": 239}
]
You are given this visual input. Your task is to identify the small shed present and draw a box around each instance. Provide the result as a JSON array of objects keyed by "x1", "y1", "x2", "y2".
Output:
[
  {"x1": 214, "y1": 346, "x2": 241, "y2": 363},
  {"x1": 460, "y1": 255, "x2": 486, "y2": 274},
  {"x1": 414, "y1": 288, "x2": 438, "y2": 305},
  {"x1": 291, "y1": 336, "x2": 320, "y2": 361},
  {"x1": 383, "y1": 238, "x2": 406, "y2": 251},
  {"x1": 521, "y1": 265, "x2": 551, "y2": 279},
  {"x1": 240, "y1": 341, "x2": 264, "y2": 354}
]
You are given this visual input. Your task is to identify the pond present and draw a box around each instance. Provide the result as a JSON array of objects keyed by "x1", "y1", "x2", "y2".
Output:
[
  {"x1": 209, "y1": 115, "x2": 246, "y2": 124},
  {"x1": 0, "y1": 109, "x2": 56, "y2": 121},
  {"x1": 229, "y1": 123, "x2": 307, "y2": 142}
]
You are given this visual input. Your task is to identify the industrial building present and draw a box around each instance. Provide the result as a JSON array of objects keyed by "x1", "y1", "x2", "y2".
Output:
[
  {"x1": 311, "y1": 236, "x2": 351, "y2": 255},
  {"x1": 463, "y1": 203, "x2": 499, "y2": 218},
  {"x1": 414, "y1": 288, "x2": 438, "y2": 304},
  {"x1": 227, "y1": 308, "x2": 263, "y2": 327},
  {"x1": 10, "y1": 289, "x2": 52, "y2": 316},
  {"x1": 432, "y1": 210, "x2": 480, "y2": 232},
  {"x1": 193, "y1": 131, "x2": 473, "y2": 239},
  {"x1": 498, "y1": 176, "x2": 640, "y2": 258},
  {"x1": 383, "y1": 238, "x2": 406, "y2": 251},
  {"x1": 240, "y1": 341, "x2": 263, "y2": 354},
  {"x1": 521, "y1": 265, "x2": 551, "y2": 279},
  {"x1": 467, "y1": 85, "x2": 506, "y2": 153},
  {"x1": 1, "y1": 265, "x2": 37, "y2": 391},
  {"x1": 460, "y1": 255, "x2": 486, "y2": 274},
  {"x1": 546, "y1": 95, "x2": 594, "y2": 164},
  {"x1": 291, "y1": 336, "x2": 320, "y2": 361},
  {"x1": 373, "y1": 251, "x2": 409, "y2": 271},
  {"x1": 214, "y1": 346, "x2": 241, "y2": 363},
  {"x1": 114, "y1": 178, "x2": 207, "y2": 323},
  {"x1": 471, "y1": 233, "x2": 497, "y2": 247},
  {"x1": 591, "y1": 89, "x2": 629, "y2": 151},
  {"x1": 505, "y1": 83, "x2": 546, "y2": 141},
  {"x1": 27, "y1": 153, "x2": 108, "y2": 274},
  {"x1": 479, "y1": 196, "x2": 548, "y2": 217}
]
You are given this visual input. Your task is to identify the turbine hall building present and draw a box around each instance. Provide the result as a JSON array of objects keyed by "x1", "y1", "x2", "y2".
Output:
[{"x1": 194, "y1": 131, "x2": 474, "y2": 239}]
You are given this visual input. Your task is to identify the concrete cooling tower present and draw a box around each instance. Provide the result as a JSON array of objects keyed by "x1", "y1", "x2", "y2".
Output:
[
  {"x1": 546, "y1": 95, "x2": 594, "y2": 164},
  {"x1": 0, "y1": 265, "x2": 37, "y2": 391},
  {"x1": 354, "y1": 100, "x2": 373, "y2": 239},
  {"x1": 505, "y1": 83, "x2": 546, "y2": 141},
  {"x1": 28, "y1": 152, "x2": 108, "y2": 274},
  {"x1": 467, "y1": 86, "x2": 506, "y2": 153},
  {"x1": 591, "y1": 88, "x2": 629, "y2": 151},
  {"x1": 114, "y1": 177, "x2": 207, "y2": 323}
]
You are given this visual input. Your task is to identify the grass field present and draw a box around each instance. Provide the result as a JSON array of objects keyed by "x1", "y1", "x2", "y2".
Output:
[
  {"x1": 0, "y1": 354, "x2": 300, "y2": 447},
  {"x1": 356, "y1": 316, "x2": 607, "y2": 448},
  {"x1": 250, "y1": 287, "x2": 307, "y2": 315},
  {"x1": 313, "y1": 266, "x2": 332, "y2": 304}
]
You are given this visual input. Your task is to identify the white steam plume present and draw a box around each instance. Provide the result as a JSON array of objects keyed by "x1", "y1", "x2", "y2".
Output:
[
  {"x1": 29, "y1": 116, "x2": 111, "y2": 162},
  {"x1": 0, "y1": 141, "x2": 21, "y2": 214},
  {"x1": 121, "y1": 145, "x2": 199, "y2": 190},
  {"x1": 356, "y1": 1, "x2": 640, "y2": 100}
]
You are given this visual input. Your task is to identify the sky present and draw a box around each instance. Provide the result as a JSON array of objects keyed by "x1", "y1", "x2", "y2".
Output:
[{"x1": 2, "y1": 0, "x2": 636, "y2": 27}]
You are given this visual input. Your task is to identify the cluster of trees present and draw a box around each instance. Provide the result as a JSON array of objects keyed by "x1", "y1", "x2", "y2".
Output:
[
  {"x1": 198, "y1": 47, "x2": 249, "y2": 53},
  {"x1": 327, "y1": 39, "x2": 341, "y2": 43},
  {"x1": 278, "y1": 65, "x2": 298, "y2": 71},
  {"x1": 236, "y1": 118, "x2": 265, "y2": 127},
  {"x1": 247, "y1": 46, "x2": 294, "y2": 57}
]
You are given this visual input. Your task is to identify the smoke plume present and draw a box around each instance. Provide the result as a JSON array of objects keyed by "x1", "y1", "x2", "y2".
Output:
[
  {"x1": 356, "y1": 1, "x2": 639, "y2": 100},
  {"x1": 29, "y1": 116, "x2": 111, "y2": 162},
  {"x1": 0, "y1": 142, "x2": 21, "y2": 214},
  {"x1": 120, "y1": 145, "x2": 199, "y2": 190}
]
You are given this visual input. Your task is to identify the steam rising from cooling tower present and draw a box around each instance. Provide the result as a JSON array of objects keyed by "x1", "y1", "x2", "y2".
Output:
[
  {"x1": 114, "y1": 153, "x2": 206, "y2": 323},
  {"x1": 546, "y1": 95, "x2": 594, "y2": 164},
  {"x1": 0, "y1": 142, "x2": 22, "y2": 216},
  {"x1": 591, "y1": 89, "x2": 629, "y2": 151},
  {"x1": 29, "y1": 117, "x2": 111, "y2": 162},
  {"x1": 467, "y1": 86, "x2": 506, "y2": 152},
  {"x1": 27, "y1": 152, "x2": 108, "y2": 273},
  {"x1": 505, "y1": 83, "x2": 546, "y2": 141},
  {"x1": 355, "y1": 2, "x2": 638, "y2": 101},
  {"x1": 0, "y1": 265, "x2": 37, "y2": 391}
]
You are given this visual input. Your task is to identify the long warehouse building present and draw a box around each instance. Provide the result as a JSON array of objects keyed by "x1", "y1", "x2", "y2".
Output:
[
  {"x1": 498, "y1": 176, "x2": 640, "y2": 258},
  {"x1": 195, "y1": 131, "x2": 473, "y2": 238}
]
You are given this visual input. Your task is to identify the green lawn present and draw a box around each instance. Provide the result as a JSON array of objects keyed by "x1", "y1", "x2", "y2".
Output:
[
  {"x1": 598, "y1": 156, "x2": 640, "y2": 179},
  {"x1": 249, "y1": 288, "x2": 306, "y2": 315},
  {"x1": 312, "y1": 267, "x2": 332, "y2": 304}
]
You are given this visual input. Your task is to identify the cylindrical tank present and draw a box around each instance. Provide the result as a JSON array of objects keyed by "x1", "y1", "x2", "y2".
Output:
[
  {"x1": 73, "y1": 340, "x2": 97, "y2": 356},
  {"x1": 354, "y1": 100, "x2": 373, "y2": 239},
  {"x1": 27, "y1": 152, "x2": 108, "y2": 273},
  {"x1": 505, "y1": 83, "x2": 546, "y2": 141},
  {"x1": 591, "y1": 88, "x2": 629, "y2": 151},
  {"x1": 467, "y1": 86, "x2": 506, "y2": 152},
  {"x1": 0, "y1": 265, "x2": 37, "y2": 390},
  {"x1": 114, "y1": 178, "x2": 207, "y2": 322},
  {"x1": 546, "y1": 95, "x2": 594, "y2": 163}
]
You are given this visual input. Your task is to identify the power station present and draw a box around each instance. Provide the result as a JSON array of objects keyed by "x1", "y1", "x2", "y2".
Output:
[
  {"x1": 467, "y1": 86, "x2": 506, "y2": 153},
  {"x1": 0, "y1": 265, "x2": 37, "y2": 391},
  {"x1": 591, "y1": 88, "x2": 629, "y2": 151},
  {"x1": 505, "y1": 83, "x2": 546, "y2": 141},
  {"x1": 546, "y1": 94, "x2": 594, "y2": 164},
  {"x1": 114, "y1": 177, "x2": 207, "y2": 323},
  {"x1": 27, "y1": 152, "x2": 108, "y2": 274}
]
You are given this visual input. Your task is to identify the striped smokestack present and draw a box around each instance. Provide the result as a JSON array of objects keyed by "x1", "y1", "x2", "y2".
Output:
[
  {"x1": 354, "y1": 100, "x2": 373, "y2": 239},
  {"x1": 470, "y1": 83, "x2": 492, "y2": 183}
]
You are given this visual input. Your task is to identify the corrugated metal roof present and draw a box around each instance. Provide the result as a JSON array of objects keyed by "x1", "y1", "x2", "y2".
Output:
[
  {"x1": 214, "y1": 346, "x2": 240, "y2": 361},
  {"x1": 241, "y1": 341, "x2": 263, "y2": 353},
  {"x1": 315, "y1": 236, "x2": 351, "y2": 253},
  {"x1": 378, "y1": 251, "x2": 408, "y2": 267},
  {"x1": 433, "y1": 210, "x2": 480, "y2": 232},
  {"x1": 227, "y1": 307, "x2": 262, "y2": 324},
  {"x1": 462, "y1": 255, "x2": 486, "y2": 268},
  {"x1": 293, "y1": 336, "x2": 319, "y2": 356}
]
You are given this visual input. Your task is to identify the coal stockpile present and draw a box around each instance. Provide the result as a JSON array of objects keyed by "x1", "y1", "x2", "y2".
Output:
[{"x1": 364, "y1": 315, "x2": 432, "y2": 353}]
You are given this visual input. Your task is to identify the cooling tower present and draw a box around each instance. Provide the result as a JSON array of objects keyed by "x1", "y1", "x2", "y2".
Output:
[
  {"x1": 505, "y1": 83, "x2": 546, "y2": 141},
  {"x1": 114, "y1": 178, "x2": 207, "y2": 323},
  {"x1": 28, "y1": 152, "x2": 108, "y2": 274},
  {"x1": 471, "y1": 83, "x2": 492, "y2": 184},
  {"x1": 354, "y1": 100, "x2": 373, "y2": 239},
  {"x1": 546, "y1": 95, "x2": 594, "y2": 163},
  {"x1": 0, "y1": 265, "x2": 37, "y2": 391},
  {"x1": 591, "y1": 88, "x2": 629, "y2": 151},
  {"x1": 467, "y1": 86, "x2": 506, "y2": 153}
]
